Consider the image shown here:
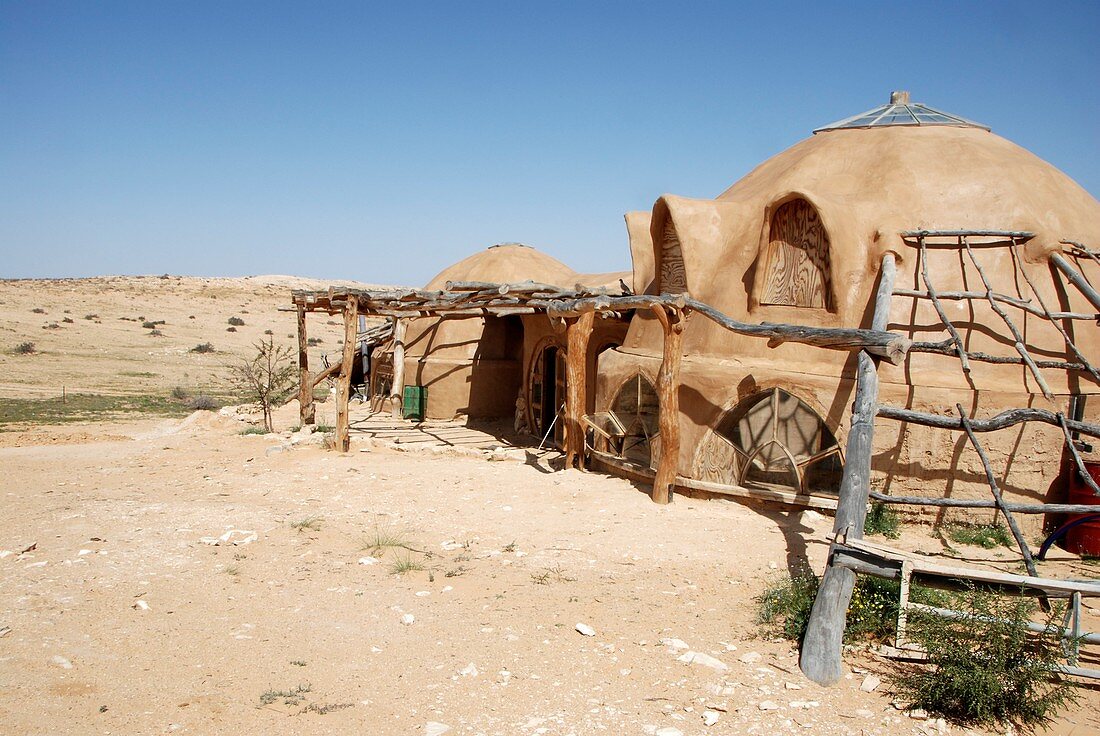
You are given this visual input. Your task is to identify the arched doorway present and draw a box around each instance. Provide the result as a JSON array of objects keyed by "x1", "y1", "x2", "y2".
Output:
[
  {"x1": 608, "y1": 373, "x2": 660, "y2": 467},
  {"x1": 529, "y1": 342, "x2": 566, "y2": 445}
]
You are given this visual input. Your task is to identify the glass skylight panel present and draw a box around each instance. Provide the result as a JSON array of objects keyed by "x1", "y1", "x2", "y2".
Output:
[{"x1": 814, "y1": 96, "x2": 989, "y2": 133}]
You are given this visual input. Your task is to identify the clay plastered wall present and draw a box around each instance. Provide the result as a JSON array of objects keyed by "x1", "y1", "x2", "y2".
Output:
[{"x1": 597, "y1": 346, "x2": 1077, "y2": 533}]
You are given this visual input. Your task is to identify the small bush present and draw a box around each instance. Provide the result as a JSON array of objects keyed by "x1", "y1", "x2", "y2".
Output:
[
  {"x1": 62, "y1": 317, "x2": 74, "y2": 324},
  {"x1": 947, "y1": 523, "x2": 1013, "y2": 549},
  {"x1": 307, "y1": 337, "x2": 323, "y2": 346},
  {"x1": 757, "y1": 569, "x2": 945, "y2": 644},
  {"x1": 44, "y1": 323, "x2": 59, "y2": 329},
  {"x1": 226, "y1": 326, "x2": 237, "y2": 332},
  {"x1": 228, "y1": 316, "x2": 245, "y2": 326},
  {"x1": 14, "y1": 341, "x2": 37, "y2": 355},
  {"x1": 891, "y1": 589, "x2": 1078, "y2": 729},
  {"x1": 865, "y1": 502, "x2": 901, "y2": 539},
  {"x1": 389, "y1": 554, "x2": 424, "y2": 575},
  {"x1": 190, "y1": 342, "x2": 215, "y2": 354},
  {"x1": 264, "y1": 329, "x2": 273, "y2": 335},
  {"x1": 187, "y1": 395, "x2": 219, "y2": 411},
  {"x1": 84, "y1": 314, "x2": 98, "y2": 320},
  {"x1": 142, "y1": 321, "x2": 157, "y2": 329},
  {"x1": 148, "y1": 329, "x2": 164, "y2": 337},
  {"x1": 171, "y1": 386, "x2": 190, "y2": 400},
  {"x1": 31, "y1": 307, "x2": 46, "y2": 314},
  {"x1": 290, "y1": 516, "x2": 322, "y2": 532},
  {"x1": 240, "y1": 426, "x2": 269, "y2": 435}
]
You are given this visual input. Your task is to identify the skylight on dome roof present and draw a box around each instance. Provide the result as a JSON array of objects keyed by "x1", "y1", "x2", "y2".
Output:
[{"x1": 813, "y1": 91, "x2": 990, "y2": 133}]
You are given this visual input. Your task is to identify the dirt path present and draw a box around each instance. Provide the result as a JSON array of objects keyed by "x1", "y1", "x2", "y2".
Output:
[{"x1": 1, "y1": 414, "x2": 1097, "y2": 735}]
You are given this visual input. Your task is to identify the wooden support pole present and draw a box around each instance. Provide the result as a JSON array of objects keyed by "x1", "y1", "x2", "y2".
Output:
[
  {"x1": 296, "y1": 305, "x2": 315, "y2": 426},
  {"x1": 650, "y1": 306, "x2": 684, "y2": 504},
  {"x1": 1052, "y1": 252, "x2": 1100, "y2": 313},
  {"x1": 564, "y1": 310, "x2": 595, "y2": 470},
  {"x1": 955, "y1": 403, "x2": 1038, "y2": 577},
  {"x1": 335, "y1": 294, "x2": 358, "y2": 452},
  {"x1": 801, "y1": 251, "x2": 893, "y2": 686},
  {"x1": 800, "y1": 350, "x2": 879, "y2": 685},
  {"x1": 390, "y1": 317, "x2": 407, "y2": 418}
]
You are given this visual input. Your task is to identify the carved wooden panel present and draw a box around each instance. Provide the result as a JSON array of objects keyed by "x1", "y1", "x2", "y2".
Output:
[
  {"x1": 693, "y1": 431, "x2": 741, "y2": 486},
  {"x1": 659, "y1": 219, "x2": 688, "y2": 295},
  {"x1": 760, "y1": 199, "x2": 831, "y2": 308}
]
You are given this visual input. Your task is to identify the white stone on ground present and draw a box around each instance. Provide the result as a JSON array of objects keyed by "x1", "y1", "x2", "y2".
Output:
[
  {"x1": 676, "y1": 651, "x2": 728, "y2": 671},
  {"x1": 575, "y1": 622, "x2": 596, "y2": 636},
  {"x1": 860, "y1": 674, "x2": 881, "y2": 692}
]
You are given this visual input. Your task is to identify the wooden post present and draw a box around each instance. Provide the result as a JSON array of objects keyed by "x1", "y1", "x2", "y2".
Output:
[
  {"x1": 296, "y1": 305, "x2": 315, "y2": 426},
  {"x1": 564, "y1": 310, "x2": 595, "y2": 470},
  {"x1": 335, "y1": 295, "x2": 358, "y2": 452},
  {"x1": 390, "y1": 317, "x2": 407, "y2": 418},
  {"x1": 800, "y1": 252, "x2": 894, "y2": 685},
  {"x1": 651, "y1": 306, "x2": 684, "y2": 504},
  {"x1": 800, "y1": 350, "x2": 879, "y2": 684}
]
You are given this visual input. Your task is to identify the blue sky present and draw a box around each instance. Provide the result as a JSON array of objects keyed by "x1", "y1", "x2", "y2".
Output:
[{"x1": 2, "y1": 1, "x2": 1098, "y2": 285}]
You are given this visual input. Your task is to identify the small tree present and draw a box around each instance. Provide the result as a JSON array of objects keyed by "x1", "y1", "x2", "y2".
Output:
[{"x1": 229, "y1": 338, "x2": 296, "y2": 432}]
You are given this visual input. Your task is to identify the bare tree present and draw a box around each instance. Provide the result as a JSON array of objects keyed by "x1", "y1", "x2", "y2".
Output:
[{"x1": 229, "y1": 338, "x2": 296, "y2": 432}]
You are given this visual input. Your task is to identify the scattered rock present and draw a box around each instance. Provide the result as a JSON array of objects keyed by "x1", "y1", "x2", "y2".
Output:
[
  {"x1": 654, "y1": 728, "x2": 684, "y2": 736},
  {"x1": 51, "y1": 655, "x2": 73, "y2": 669},
  {"x1": 0, "y1": 626, "x2": 11, "y2": 638},
  {"x1": 676, "y1": 651, "x2": 729, "y2": 671},
  {"x1": 739, "y1": 651, "x2": 762, "y2": 664},
  {"x1": 200, "y1": 529, "x2": 257, "y2": 546},
  {"x1": 859, "y1": 674, "x2": 881, "y2": 692},
  {"x1": 132, "y1": 600, "x2": 150, "y2": 611},
  {"x1": 702, "y1": 709, "x2": 720, "y2": 726},
  {"x1": 264, "y1": 445, "x2": 285, "y2": 456},
  {"x1": 855, "y1": 709, "x2": 874, "y2": 718},
  {"x1": 358, "y1": 556, "x2": 379, "y2": 565},
  {"x1": 784, "y1": 682, "x2": 803, "y2": 690},
  {"x1": 459, "y1": 662, "x2": 478, "y2": 677},
  {"x1": 909, "y1": 708, "x2": 929, "y2": 720},
  {"x1": 424, "y1": 722, "x2": 450, "y2": 736},
  {"x1": 758, "y1": 700, "x2": 779, "y2": 711},
  {"x1": 660, "y1": 638, "x2": 690, "y2": 651},
  {"x1": 790, "y1": 700, "x2": 819, "y2": 708},
  {"x1": 575, "y1": 622, "x2": 596, "y2": 637},
  {"x1": 400, "y1": 613, "x2": 415, "y2": 625}
]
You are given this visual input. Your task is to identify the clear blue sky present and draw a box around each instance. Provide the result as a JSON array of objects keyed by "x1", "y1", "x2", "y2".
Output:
[{"x1": 2, "y1": 1, "x2": 1098, "y2": 285}]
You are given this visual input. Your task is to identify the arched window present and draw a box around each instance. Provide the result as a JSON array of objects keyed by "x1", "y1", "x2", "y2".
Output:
[
  {"x1": 658, "y1": 218, "x2": 688, "y2": 295},
  {"x1": 608, "y1": 374, "x2": 659, "y2": 466},
  {"x1": 697, "y1": 389, "x2": 842, "y2": 494},
  {"x1": 759, "y1": 198, "x2": 831, "y2": 309}
]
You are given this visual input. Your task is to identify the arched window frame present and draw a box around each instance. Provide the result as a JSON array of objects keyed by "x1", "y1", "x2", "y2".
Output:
[{"x1": 750, "y1": 193, "x2": 836, "y2": 313}]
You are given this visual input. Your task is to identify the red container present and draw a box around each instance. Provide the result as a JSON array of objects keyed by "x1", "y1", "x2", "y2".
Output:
[{"x1": 1065, "y1": 461, "x2": 1100, "y2": 556}]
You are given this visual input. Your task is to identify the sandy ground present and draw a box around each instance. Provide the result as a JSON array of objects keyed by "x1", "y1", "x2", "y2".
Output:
[
  {"x1": 1, "y1": 407, "x2": 1098, "y2": 736},
  {"x1": 0, "y1": 275, "x2": 386, "y2": 400}
]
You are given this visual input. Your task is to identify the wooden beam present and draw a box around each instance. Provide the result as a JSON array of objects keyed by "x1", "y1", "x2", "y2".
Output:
[
  {"x1": 311, "y1": 359, "x2": 342, "y2": 387},
  {"x1": 1052, "y1": 252, "x2": 1100, "y2": 313},
  {"x1": 390, "y1": 317, "x2": 407, "y2": 418},
  {"x1": 892, "y1": 288, "x2": 1096, "y2": 321},
  {"x1": 650, "y1": 305, "x2": 684, "y2": 504},
  {"x1": 297, "y1": 305, "x2": 315, "y2": 426},
  {"x1": 335, "y1": 294, "x2": 359, "y2": 452},
  {"x1": 563, "y1": 310, "x2": 595, "y2": 470},
  {"x1": 919, "y1": 236, "x2": 971, "y2": 373},
  {"x1": 877, "y1": 404, "x2": 1100, "y2": 440},
  {"x1": 868, "y1": 492, "x2": 1100, "y2": 515}
]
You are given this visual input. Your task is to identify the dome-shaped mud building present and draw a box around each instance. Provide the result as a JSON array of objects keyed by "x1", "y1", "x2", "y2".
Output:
[{"x1": 592, "y1": 92, "x2": 1100, "y2": 527}]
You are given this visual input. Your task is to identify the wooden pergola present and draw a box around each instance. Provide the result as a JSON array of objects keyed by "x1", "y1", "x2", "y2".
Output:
[{"x1": 291, "y1": 279, "x2": 910, "y2": 503}]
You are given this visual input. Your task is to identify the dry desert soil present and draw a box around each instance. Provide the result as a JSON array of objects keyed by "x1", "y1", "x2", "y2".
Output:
[{"x1": 1, "y1": 276, "x2": 1098, "y2": 736}]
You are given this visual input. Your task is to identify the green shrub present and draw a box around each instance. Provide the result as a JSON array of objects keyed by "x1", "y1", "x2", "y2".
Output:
[
  {"x1": 947, "y1": 523, "x2": 1013, "y2": 549},
  {"x1": 190, "y1": 342, "x2": 215, "y2": 354},
  {"x1": 228, "y1": 316, "x2": 245, "y2": 326},
  {"x1": 757, "y1": 570, "x2": 946, "y2": 644},
  {"x1": 240, "y1": 426, "x2": 269, "y2": 435},
  {"x1": 170, "y1": 386, "x2": 190, "y2": 400},
  {"x1": 891, "y1": 589, "x2": 1078, "y2": 728},
  {"x1": 864, "y1": 502, "x2": 901, "y2": 538}
]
